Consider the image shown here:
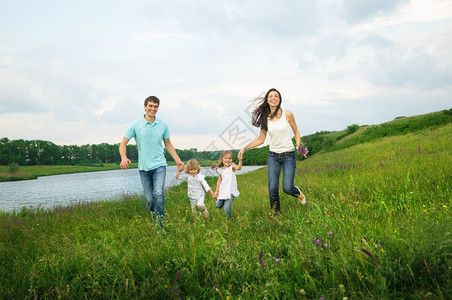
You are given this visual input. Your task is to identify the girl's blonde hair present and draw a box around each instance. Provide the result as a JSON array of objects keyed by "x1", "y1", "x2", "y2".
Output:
[
  {"x1": 211, "y1": 151, "x2": 233, "y2": 171},
  {"x1": 185, "y1": 159, "x2": 200, "y2": 174}
]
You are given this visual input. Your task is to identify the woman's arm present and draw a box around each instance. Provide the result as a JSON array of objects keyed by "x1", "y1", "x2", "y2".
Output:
[
  {"x1": 238, "y1": 129, "x2": 267, "y2": 159},
  {"x1": 286, "y1": 110, "x2": 301, "y2": 148}
]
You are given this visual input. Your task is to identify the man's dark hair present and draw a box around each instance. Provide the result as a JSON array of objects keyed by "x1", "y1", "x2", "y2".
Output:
[{"x1": 144, "y1": 96, "x2": 160, "y2": 106}]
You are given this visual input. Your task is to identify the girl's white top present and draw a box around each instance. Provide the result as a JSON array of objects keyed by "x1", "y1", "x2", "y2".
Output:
[
  {"x1": 267, "y1": 109, "x2": 295, "y2": 153},
  {"x1": 217, "y1": 165, "x2": 240, "y2": 199},
  {"x1": 178, "y1": 173, "x2": 211, "y2": 199}
]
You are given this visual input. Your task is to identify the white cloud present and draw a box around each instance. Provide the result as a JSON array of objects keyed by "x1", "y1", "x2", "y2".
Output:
[
  {"x1": 130, "y1": 31, "x2": 190, "y2": 43},
  {"x1": 0, "y1": 0, "x2": 451, "y2": 150},
  {"x1": 351, "y1": 0, "x2": 452, "y2": 31}
]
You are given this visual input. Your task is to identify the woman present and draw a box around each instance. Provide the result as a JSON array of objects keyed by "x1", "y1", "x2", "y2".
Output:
[{"x1": 238, "y1": 88, "x2": 306, "y2": 213}]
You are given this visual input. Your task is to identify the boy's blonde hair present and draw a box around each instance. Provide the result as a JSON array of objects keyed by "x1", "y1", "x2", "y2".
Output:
[{"x1": 185, "y1": 159, "x2": 201, "y2": 174}]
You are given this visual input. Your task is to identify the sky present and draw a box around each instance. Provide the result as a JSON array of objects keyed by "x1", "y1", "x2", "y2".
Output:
[{"x1": 1, "y1": 0, "x2": 451, "y2": 151}]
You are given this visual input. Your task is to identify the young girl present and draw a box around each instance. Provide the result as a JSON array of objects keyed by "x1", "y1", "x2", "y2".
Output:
[
  {"x1": 238, "y1": 88, "x2": 306, "y2": 214},
  {"x1": 176, "y1": 159, "x2": 215, "y2": 218},
  {"x1": 211, "y1": 151, "x2": 242, "y2": 219}
]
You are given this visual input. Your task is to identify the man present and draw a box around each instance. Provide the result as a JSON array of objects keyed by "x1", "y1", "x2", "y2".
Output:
[{"x1": 119, "y1": 96, "x2": 184, "y2": 227}]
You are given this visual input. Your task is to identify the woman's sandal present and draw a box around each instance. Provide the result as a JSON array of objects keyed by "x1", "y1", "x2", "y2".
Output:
[{"x1": 295, "y1": 186, "x2": 307, "y2": 205}]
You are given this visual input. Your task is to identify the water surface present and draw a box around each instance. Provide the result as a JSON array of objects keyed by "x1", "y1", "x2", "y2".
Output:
[{"x1": 0, "y1": 165, "x2": 263, "y2": 212}]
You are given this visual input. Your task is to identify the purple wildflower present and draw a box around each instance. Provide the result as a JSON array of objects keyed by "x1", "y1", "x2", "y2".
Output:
[
  {"x1": 361, "y1": 248, "x2": 379, "y2": 267},
  {"x1": 259, "y1": 250, "x2": 266, "y2": 270},
  {"x1": 315, "y1": 239, "x2": 321, "y2": 246},
  {"x1": 274, "y1": 258, "x2": 281, "y2": 262},
  {"x1": 174, "y1": 268, "x2": 182, "y2": 299},
  {"x1": 297, "y1": 143, "x2": 309, "y2": 158},
  {"x1": 328, "y1": 231, "x2": 333, "y2": 237},
  {"x1": 324, "y1": 243, "x2": 328, "y2": 248},
  {"x1": 259, "y1": 251, "x2": 273, "y2": 282}
]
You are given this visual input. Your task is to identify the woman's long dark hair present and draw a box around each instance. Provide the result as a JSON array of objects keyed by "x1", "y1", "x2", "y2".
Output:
[{"x1": 251, "y1": 88, "x2": 282, "y2": 131}]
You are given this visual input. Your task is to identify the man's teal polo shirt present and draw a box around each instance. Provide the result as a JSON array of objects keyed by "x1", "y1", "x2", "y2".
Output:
[{"x1": 124, "y1": 116, "x2": 170, "y2": 171}]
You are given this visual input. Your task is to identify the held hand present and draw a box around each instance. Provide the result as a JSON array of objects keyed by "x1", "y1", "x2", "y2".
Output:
[
  {"x1": 120, "y1": 158, "x2": 131, "y2": 170},
  {"x1": 177, "y1": 161, "x2": 185, "y2": 171},
  {"x1": 238, "y1": 148, "x2": 245, "y2": 160}
]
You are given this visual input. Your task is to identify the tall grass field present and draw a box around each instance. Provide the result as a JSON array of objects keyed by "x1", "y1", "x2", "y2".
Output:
[{"x1": 0, "y1": 123, "x2": 451, "y2": 299}]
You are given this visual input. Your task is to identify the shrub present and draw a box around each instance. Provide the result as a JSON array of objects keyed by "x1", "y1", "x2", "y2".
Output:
[{"x1": 346, "y1": 124, "x2": 360, "y2": 135}]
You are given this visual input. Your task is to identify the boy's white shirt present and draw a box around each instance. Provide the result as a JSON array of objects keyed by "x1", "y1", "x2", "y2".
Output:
[{"x1": 178, "y1": 173, "x2": 211, "y2": 199}]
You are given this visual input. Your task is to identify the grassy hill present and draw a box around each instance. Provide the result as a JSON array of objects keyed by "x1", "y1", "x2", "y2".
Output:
[
  {"x1": 0, "y1": 113, "x2": 451, "y2": 298},
  {"x1": 302, "y1": 108, "x2": 452, "y2": 156}
]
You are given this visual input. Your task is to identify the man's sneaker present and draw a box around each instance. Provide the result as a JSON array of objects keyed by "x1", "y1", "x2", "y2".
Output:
[{"x1": 295, "y1": 186, "x2": 306, "y2": 205}]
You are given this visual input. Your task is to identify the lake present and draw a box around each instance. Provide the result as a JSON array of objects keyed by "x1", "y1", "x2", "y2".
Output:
[{"x1": 0, "y1": 165, "x2": 263, "y2": 213}]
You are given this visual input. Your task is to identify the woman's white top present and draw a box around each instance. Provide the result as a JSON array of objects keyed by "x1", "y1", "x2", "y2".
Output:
[
  {"x1": 267, "y1": 109, "x2": 295, "y2": 153},
  {"x1": 217, "y1": 165, "x2": 240, "y2": 199},
  {"x1": 178, "y1": 173, "x2": 211, "y2": 199}
]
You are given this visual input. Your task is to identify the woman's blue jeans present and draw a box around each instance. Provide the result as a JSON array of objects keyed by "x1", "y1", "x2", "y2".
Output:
[
  {"x1": 267, "y1": 151, "x2": 298, "y2": 213},
  {"x1": 139, "y1": 166, "x2": 166, "y2": 226}
]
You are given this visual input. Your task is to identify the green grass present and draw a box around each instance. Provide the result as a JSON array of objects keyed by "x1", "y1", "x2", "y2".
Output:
[{"x1": 0, "y1": 124, "x2": 451, "y2": 299}]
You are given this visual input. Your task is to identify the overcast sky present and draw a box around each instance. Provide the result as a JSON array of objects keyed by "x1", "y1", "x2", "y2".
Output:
[{"x1": 1, "y1": 0, "x2": 451, "y2": 151}]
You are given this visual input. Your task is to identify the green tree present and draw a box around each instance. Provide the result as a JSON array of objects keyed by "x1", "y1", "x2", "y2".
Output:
[{"x1": 346, "y1": 124, "x2": 360, "y2": 135}]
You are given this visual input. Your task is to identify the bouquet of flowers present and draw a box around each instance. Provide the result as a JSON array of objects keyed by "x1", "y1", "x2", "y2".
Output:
[{"x1": 297, "y1": 142, "x2": 309, "y2": 158}]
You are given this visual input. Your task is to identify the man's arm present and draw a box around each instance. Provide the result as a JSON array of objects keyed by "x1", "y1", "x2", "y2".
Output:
[
  {"x1": 119, "y1": 137, "x2": 132, "y2": 169},
  {"x1": 163, "y1": 138, "x2": 185, "y2": 171}
]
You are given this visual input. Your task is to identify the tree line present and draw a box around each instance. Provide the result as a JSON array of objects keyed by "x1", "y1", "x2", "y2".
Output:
[
  {"x1": 0, "y1": 137, "x2": 313, "y2": 167},
  {"x1": 2, "y1": 119, "x2": 390, "y2": 167},
  {"x1": 0, "y1": 122, "x2": 389, "y2": 167},
  {"x1": 0, "y1": 138, "x2": 128, "y2": 166},
  {"x1": 0, "y1": 137, "x2": 271, "y2": 166},
  {"x1": 3, "y1": 110, "x2": 449, "y2": 167}
]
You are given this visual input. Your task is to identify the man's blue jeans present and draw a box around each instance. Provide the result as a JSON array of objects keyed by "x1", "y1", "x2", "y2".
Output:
[
  {"x1": 139, "y1": 166, "x2": 166, "y2": 226},
  {"x1": 267, "y1": 151, "x2": 298, "y2": 213}
]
